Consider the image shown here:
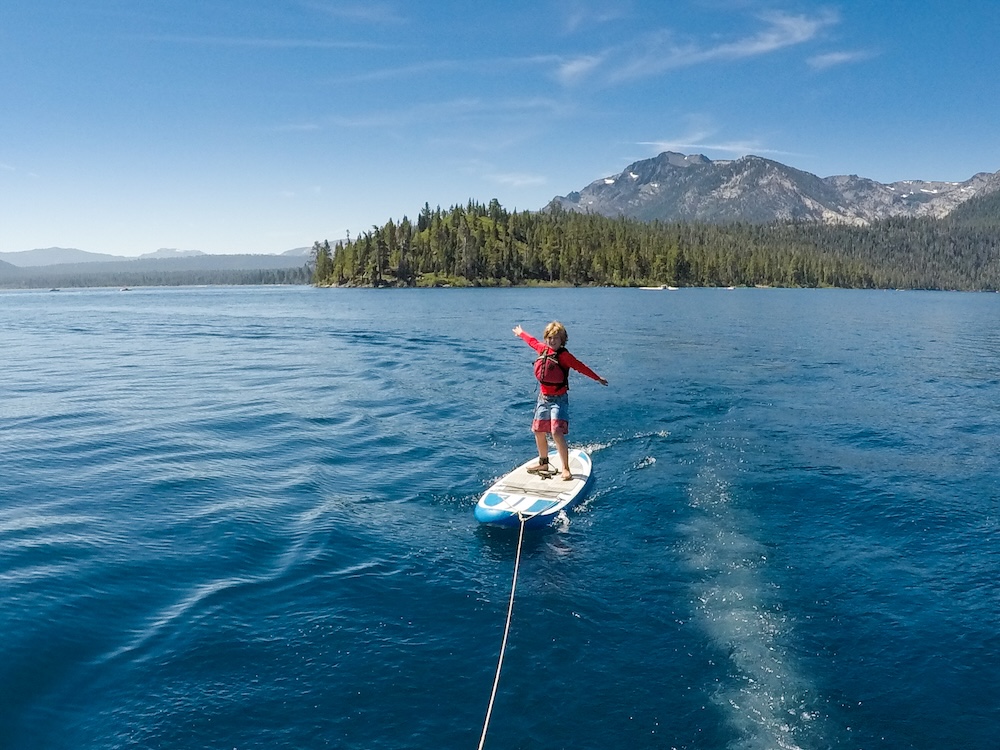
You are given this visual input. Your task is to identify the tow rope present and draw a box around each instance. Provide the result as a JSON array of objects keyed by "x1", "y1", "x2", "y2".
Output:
[{"x1": 476, "y1": 513, "x2": 527, "y2": 750}]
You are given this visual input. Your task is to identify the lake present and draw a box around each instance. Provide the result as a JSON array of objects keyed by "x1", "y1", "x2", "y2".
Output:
[{"x1": 2, "y1": 285, "x2": 999, "y2": 749}]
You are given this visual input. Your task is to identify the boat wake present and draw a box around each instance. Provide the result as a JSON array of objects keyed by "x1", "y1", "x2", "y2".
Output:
[
  {"x1": 579, "y1": 429, "x2": 670, "y2": 454},
  {"x1": 680, "y1": 455, "x2": 828, "y2": 750}
]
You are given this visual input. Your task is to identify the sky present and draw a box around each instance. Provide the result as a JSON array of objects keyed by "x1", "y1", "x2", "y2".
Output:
[{"x1": 2, "y1": 1, "x2": 998, "y2": 256}]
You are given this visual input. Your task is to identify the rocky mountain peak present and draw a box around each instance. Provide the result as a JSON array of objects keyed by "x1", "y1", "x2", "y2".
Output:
[{"x1": 548, "y1": 152, "x2": 1000, "y2": 225}]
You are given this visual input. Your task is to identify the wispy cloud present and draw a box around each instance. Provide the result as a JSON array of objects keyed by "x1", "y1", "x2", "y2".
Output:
[
  {"x1": 555, "y1": 10, "x2": 839, "y2": 86},
  {"x1": 301, "y1": 1, "x2": 407, "y2": 25},
  {"x1": 141, "y1": 34, "x2": 387, "y2": 50},
  {"x1": 330, "y1": 96, "x2": 570, "y2": 130},
  {"x1": 329, "y1": 54, "x2": 564, "y2": 85},
  {"x1": 269, "y1": 122, "x2": 323, "y2": 133},
  {"x1": 278, "y1": 185, "x2": 323, "y2": 199},
  {"x1": 641, "y1": 137, "x2": 802, "y2": 158},
  {"x1": 327, "y1": 59, "x2": 463, "y2": 84},
  {"x1": 484, "y1": 171, "x2": 548, "y2": 188},
  {"x1": 556, "y1": 54, "x2": 606, "y2": 85},
  {"x1": 640, "y1": 117, "x2": 804, "y2": 159},
  {"x1": 0, "y1": 161, "x2": 38, "y2": 179},
  {"x1": 807, "y1": 49, "x2": 877, "y2": 70},
  {"x1": 559, "y1": 0, "x2": 633, "y2": 34},
  {"x1": 456, "y1": 158, "x2": 548, "y2": 189},
  {"x1": 713, "y1": 10, "x2": 838, "y2": 59}
]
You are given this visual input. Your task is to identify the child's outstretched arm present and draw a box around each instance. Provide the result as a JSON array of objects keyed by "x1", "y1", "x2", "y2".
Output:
[
  {"x1": 513, "y1": 324, "x2": 547, "y2": 355},
  {"x1": 563, "y1": 351, "x2": 609, "y2": 386}
]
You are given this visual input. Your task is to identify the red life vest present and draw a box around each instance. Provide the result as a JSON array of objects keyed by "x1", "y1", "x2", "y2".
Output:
[{"x1": 534, "y1": 346, "x2": 569, "y2": 389}]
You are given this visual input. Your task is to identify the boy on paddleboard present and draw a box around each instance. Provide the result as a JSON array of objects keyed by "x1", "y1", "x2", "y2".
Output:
[{"x1": 513, "y1": 321, "x2": 608, "y2": 480}]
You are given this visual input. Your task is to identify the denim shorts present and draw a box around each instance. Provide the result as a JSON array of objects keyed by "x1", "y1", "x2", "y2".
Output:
[{"x1": 532, "y1": 392, "x2": 569, "y2": 434}]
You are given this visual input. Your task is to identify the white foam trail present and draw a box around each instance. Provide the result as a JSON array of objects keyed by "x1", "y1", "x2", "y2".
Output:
[
  {"x1": 577, "y1": 429, "x2": 670, "y2": 454},
  {"x1": 681, "y1": 464, "x2": 823, "y2": 750}
]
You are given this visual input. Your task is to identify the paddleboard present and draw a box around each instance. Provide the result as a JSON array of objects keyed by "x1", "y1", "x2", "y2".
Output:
[{"x1": 474, "y1": 448, "x2": 593, "y2": 528}]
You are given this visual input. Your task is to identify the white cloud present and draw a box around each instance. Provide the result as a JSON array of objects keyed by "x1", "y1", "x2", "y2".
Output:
[
  {"x1": 327, "y1": 59, "x2": 463, "y2": 85},
  {"x1": 807, "y1": 49, "x2": 877, "y2": 70},
  {"x1": 330, "y1": 96, "x2": 568, "y2": 130},
  {"x1": 330, "y1": 54, "x2": 567, "y2": 86},
  {"x1": 278, "y1": 185, "x2": 323, "y2": 199},
  {"x1": 559, "y1": 1, "x2": 632, "y2": 34},
  {"x1": 554, "y1": 10, "x2": 840, "y2": 86},
  {"x1": 720, "y1": 10, "x2": 839, "y2": 58},
  {"x1": 453, "y1": 157, "x2": 548, "y2": 189},
  {"x1": 143, "y1": 35, "x2": 385, "y2": 50},
  {"x1": 270, "y1": 123, "x2": 323, "y2": 132},
  {"x1": 639, "y1": 117, "x2": 804, "y2": 159},
  {"x1": 556, "y1": 55, "x2": 606, "y2": 85},
  {"x1": 301, "y1": 1, "x2": 407, "y2": 25},
  {"x1": 485, "y1": 172, "x2": 548, "y2": 188},
  {"x1": 0, "y1": 162, "x2": 40, "y2": 179},
  {"x1": 641, "y1": 138, "x2": 801, "y2": 158}
]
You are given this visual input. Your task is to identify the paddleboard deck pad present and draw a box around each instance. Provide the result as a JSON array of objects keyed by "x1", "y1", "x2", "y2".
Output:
[{"x1": 475, "y1": 448, "x2": 593, "y2": 528}]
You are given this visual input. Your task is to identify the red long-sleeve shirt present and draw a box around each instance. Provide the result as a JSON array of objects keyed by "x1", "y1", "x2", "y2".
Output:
[{"x1": 518, "y1": 331, "x2": 603, "y2": 396}]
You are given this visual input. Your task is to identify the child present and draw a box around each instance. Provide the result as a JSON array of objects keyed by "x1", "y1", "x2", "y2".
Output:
[{"x1": 512, "y1": 321, "x2": 608, "y2": 480}]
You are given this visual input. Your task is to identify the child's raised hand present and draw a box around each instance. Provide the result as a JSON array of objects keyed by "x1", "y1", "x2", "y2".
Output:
[{"x1": 512, "y1": 324, "x2": 524, "y2": 336}]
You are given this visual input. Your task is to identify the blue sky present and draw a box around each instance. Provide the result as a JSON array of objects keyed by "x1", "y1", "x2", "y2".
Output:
[{"x1": 2, "y1": 1, "x2": 998, "y2": 256}]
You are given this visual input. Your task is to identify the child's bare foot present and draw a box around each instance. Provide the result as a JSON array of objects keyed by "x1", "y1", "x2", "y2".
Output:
[{"x1": 561, "y1": 470, "x2": 573, "y2": 481}]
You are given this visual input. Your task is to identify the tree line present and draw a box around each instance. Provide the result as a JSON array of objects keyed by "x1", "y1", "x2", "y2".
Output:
[
  {"x1": 311, "y1": 195, "x2": 1000, "y2": 291},
  {"x1": 0, "y1": 266, "x2": 311, "y2": 290}
]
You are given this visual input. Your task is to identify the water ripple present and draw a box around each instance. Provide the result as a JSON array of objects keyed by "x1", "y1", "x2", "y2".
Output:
[{"x1": 3, "y1": 287, "x2": 1000, "y2": 749}]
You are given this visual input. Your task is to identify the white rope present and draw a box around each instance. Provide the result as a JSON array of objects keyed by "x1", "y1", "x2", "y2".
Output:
[{"x1": 477, "y1": 513, "x2": 527, "y2": 750}]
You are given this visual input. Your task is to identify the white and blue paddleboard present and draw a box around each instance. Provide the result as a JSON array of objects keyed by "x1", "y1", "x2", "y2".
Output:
[{"x1": 474, "y1": 448, "x2": 593, "y2": 528}]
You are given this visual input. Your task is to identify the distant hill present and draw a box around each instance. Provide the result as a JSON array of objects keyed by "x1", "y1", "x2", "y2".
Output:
[
  {"x1": 8, "y1": 254, "x2": 308, "y2": 274},
  {"x1": 0, "y1": 247, "x2": 123, "y2": 266},
  {"x1": 548, "y1": 152, "x2": 1000, "y2": 225},
  {"x1": 0, "y1": 252, "x2": 313, "y2": 289},
  {"x1": 137, "y1": 248, "x2": 206, "y2": 259},
  {"x1": 1, "y1": 246, "x2": 314, "y2": 269}
]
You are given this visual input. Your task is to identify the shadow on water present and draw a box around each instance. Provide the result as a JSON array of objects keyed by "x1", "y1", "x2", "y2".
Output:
[{"x1": 473, "y1": 522, "x2": 564, "y2": 563}]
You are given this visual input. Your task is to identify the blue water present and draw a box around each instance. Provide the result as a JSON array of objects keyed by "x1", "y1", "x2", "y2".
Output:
[{"x1": 2, "y1": 286, "x2": 999, "y2": 750}]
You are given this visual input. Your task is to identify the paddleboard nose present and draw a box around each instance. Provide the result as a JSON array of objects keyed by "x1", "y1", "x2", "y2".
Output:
[{"x1": 474, "y1": 494, "x2": 520, "y2": 526}]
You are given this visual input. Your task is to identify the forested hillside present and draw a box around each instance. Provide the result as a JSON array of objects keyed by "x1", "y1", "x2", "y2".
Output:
[{"x1": 311, "y1": 198, "x2": 1000, "y2": 291}]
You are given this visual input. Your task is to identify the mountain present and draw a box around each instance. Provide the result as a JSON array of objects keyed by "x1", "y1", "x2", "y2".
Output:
[
  {"x1": 548, "y1": 152, "x2": 1000, "y2": 225},
  {"x1": 0, "y1": 248, "x2": 314, "y2": 287},
  {"x1": 0, "y1": 247, "x2": 123, "y2": 266},
  {"x1": 5, "y1": 254, "x2": 310, "y2": 275},
  {"x1": 138, "y1": 248, "x2": 206, "y2": 259},
  {"x1": 0, "y1": 246, "x2": 313, "y2": 268},
  {"x1": 0, "y1": 252, "x2": 313, "y2": 289}
]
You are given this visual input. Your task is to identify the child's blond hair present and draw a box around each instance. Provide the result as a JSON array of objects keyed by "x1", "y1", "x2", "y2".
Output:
[{"x1": 543, "y1": 321, "x2": 567, "y2": 344}]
